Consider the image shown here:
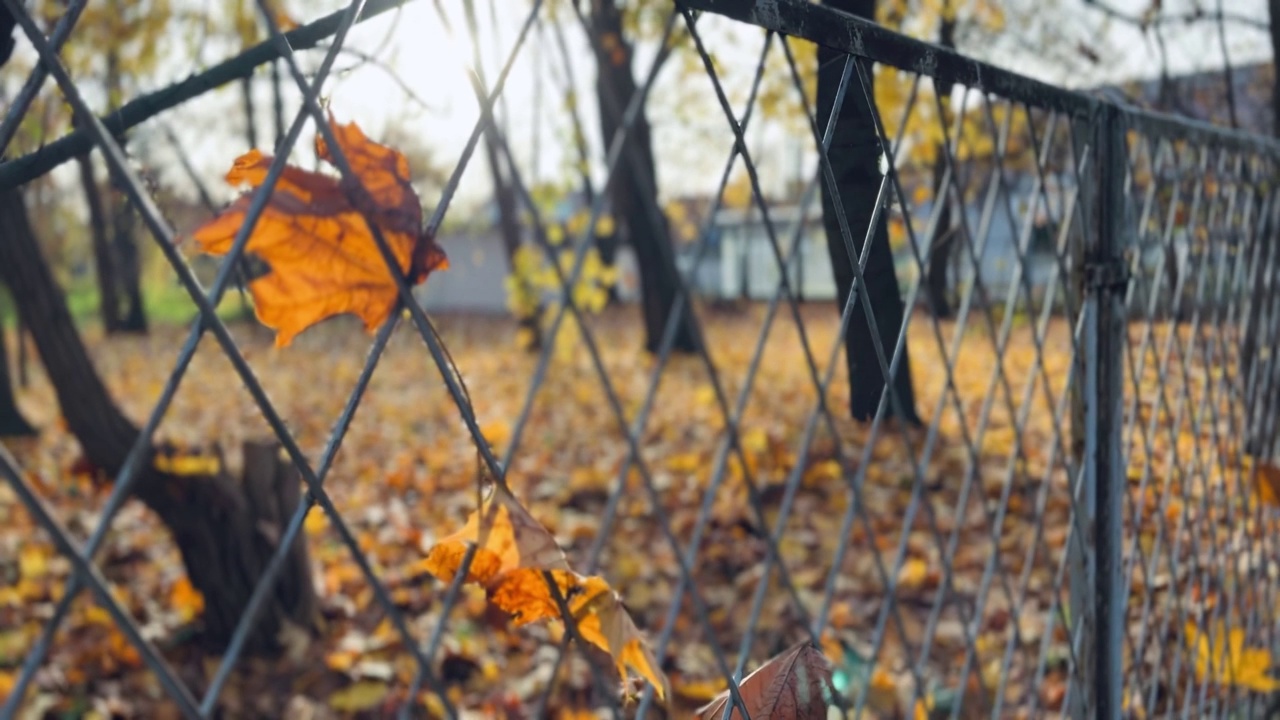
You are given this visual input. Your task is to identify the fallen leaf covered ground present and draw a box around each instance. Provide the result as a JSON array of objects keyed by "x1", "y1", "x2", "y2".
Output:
[{"x1": 0, "y1": 304, "x2": 1273, "y2": 717}]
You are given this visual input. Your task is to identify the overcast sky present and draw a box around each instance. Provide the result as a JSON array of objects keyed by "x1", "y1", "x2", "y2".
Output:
[{"x1": 3, "y1": 0, "x2": 1275, "y2": 216}]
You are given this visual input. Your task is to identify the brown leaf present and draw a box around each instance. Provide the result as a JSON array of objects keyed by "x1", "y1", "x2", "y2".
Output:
[
  {"x1": 697, "y1": 641, "x2": 835, "y2": 719},
  {"x1": 419, "y1": 487, "x2": 670, "y2": 700},
  {"x1": 419, "y1": 485, "x2": 569, "y2": 585},
  {"x1": 574, "y1": 584, "x2": 671, "y2": 702}
]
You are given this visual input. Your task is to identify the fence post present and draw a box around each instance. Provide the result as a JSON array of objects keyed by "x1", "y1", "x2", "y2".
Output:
[
  {"x1": 1068, "y1": 100, "x2": 1128, "y2": 720},
  {"x1": 1086, "y1": 100, "x2": 1129, "y2": 719}
]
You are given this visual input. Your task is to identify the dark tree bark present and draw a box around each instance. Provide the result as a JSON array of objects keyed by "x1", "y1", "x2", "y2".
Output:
[
  {"x1": 1242, "y1": 189, "x2": 1279, "y2": 458},
  {"x1": 14, "y1": 314, "x2": 26, "y2": 387},
  {"x1": 0, "y1": 319, "x2": 35, "y2": 437},
  {"x1": 98, "y1": 50, "x2": 147, "y2": 335},
  {"x1": 924, "y1": 154, "x2": 957, "y2": 318},
  {"x1": 1272, "y1": 0, "x2": 1280, "y2": 137},
  {"x1": 0, "y1": 188, "x2": 316, "y2": 652},
  {"x1": 271, "y1": 61, "x2": 286, "y2": 150},
  {"x1": 0, "y1": 3, "x2": 31, "y2": 438},
  {"x1": 0, "y1": 3, "x2": 13, "y2": 68},
  {"x1": 76, "y1": 148, "x2": 122, "y2": 333},
  {"x1": 1243, "y1": 0, "x2": 1280, "y2": 457},
  {"x1": 596, "y1": 229, "x2": 623, "y2": 305},
  {"x1": 589, "y1": 0, "x2": 700, "y2": 354},
  {"x1": 241, "y1": 74, "x2": 259, "y2": 150},
  {"x1": 923, "y1": 11, "x2": 957, "y2": 319},
  {"x1": 816, "y1": 0, "x2": 921, "y2": 425},
  {"x1": 110, "y1": 195, "x2": 147, "y2": 334}
]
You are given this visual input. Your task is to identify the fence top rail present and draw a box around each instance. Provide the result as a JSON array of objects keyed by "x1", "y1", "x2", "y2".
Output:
[{"x1": 685, "y1": 0, "x2": 1280, "y2": 158}]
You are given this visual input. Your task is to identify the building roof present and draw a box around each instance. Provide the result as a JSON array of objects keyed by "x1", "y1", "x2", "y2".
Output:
[{"x1": 1101, "y1": 61, "x2": 1274, "y2": 136}]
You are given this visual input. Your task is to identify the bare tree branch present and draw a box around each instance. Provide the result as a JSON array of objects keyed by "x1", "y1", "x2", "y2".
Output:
[
  {"x1": 157, "y1": 121, "x2": 217, "y2": 214},
  {"x1": 157, "y1": 120, "x2": 254, "y2": 309},
  {"x1": 1081, "y1": 0, "x2": 1269, "y2": 32},
  {"x1": 0, "y1": 0, "x2": 416, "y2": 189},
  {"x1": 312, "y1": 44, "x2": 444, "y2": 113},
  {"x1": 1217, "y1": 0, "x2": 1239, "y2": 128}
]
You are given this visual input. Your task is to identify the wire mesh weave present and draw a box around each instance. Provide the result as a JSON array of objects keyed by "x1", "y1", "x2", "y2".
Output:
[{"x1": 2, "y1": 0, "x2": 1279, "y2": 718}]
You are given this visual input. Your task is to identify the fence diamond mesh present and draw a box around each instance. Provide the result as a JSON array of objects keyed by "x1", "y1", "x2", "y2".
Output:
[{"x1": 0, "y1": 0, "x2": 1278, "y2": 718}]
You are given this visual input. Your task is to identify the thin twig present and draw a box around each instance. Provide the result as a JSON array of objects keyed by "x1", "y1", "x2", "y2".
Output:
[
  {"x1": 313, "y1": 43, "x2": 444, "y2": 112},
  {"x1": 1081, "y1": 0, "x2": 1269, "y2": 32},
  {"x1": 1216, "y1": 0, "x2": 1239, "y2": 128},
  {"x1": 157, "y1": 120, "x2": 253, "y2": 310},
  {"x1": 0, "y1": 0, "x2": 415, "y2": 189}
]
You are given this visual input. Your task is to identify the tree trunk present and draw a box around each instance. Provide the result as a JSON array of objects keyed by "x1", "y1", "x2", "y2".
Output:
[
  {"x1": 508, "y1": 159, "x2": 547, "y2": 349},
  {"x1": 923, "y1": 11, "x2": 957, "y2": 319},
  {"x1": 0, "y1": 315, "x2": 35, "y2": 437},
  {"x1": 468, "y1": 3, "x2": 543, "y2": 352},
  {"x1": 589, "y1": 0, "x2": 700, "y2": 354},
  {"x1": 271, "y1": 60, "x2": 286, "y2": 151},
  {"x1": 552, "y1": 15, "x2": 622, "y2": 307},
  {"x1": 15, "y1": 314, "x2": 26, "y2": 387},
  {"x1": 816, "y1": 0, "x2": 921, "y2": 425},
  {"x1": 103, "y1": 49, "x2": 147, "y2": 335},
  {"x1": 1273, "y1": 0, "x2": 1280, "y2": 137},
  {"x1": 1243, "y1": 188, "x2": 1278, "y2": 458},
  {"x1": 1246, "y1": 0, "x2": 1280, "y2": 457},
  {"x1": 0, "y1": 188, "x2": 316, "y2": 653},
  {"x1": 241, "y1": 74, "x2": 259, "y2": 150},
  {"x1": 76, "y1": 149, "x2": 122, "y2": 333},
  {"x1": 2, "y1": 9, "x2": 39, "y2": 439},
  {"x1": 924, "y1": 156, "x2": 956, "y2": 318},
  {"x1": 596, "y1": 229, "x2": 622, "y2": 305},
  {"x1": 110, "y1": 197, "x2": 148, "y2": 334},
  {"x1": 485, "y1": 139, "x2": 542, "y2": 349}
]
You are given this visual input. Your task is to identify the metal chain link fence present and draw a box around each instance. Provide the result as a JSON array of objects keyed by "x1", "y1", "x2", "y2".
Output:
[{"x1": 1, "y1": 0, "x2": 1279, "y2": 717}]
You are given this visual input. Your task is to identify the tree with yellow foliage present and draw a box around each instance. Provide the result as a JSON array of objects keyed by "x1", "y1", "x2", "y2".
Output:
[{"x1": 22, "y1": 0, "x2": 183, "y2": 334}]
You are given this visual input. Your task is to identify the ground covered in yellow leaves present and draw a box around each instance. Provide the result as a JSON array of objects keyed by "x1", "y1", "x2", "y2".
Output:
[{"x1": 0, "y1": 304, "x2": 1271, "y2": 717}]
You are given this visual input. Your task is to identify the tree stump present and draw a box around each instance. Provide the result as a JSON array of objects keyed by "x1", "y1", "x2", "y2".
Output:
[{"x1": 147, "y1": 440, "x2": 319, "y2": 654}]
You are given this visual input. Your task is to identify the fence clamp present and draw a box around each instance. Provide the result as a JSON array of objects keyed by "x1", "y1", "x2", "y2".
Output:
[{"x1": 1084, "y1": 256, "x2": 1131, "y2": 292}]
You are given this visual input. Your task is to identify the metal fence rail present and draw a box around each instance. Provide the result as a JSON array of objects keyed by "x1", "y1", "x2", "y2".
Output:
[{"x1": 1, "y1": 0, "x2": 1279, "y2": 717}]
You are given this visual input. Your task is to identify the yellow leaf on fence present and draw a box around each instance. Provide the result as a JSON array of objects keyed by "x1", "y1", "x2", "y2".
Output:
[
  {"x1": 418, "y1": 486, "x2": 669, "y2": 700},
  {"x1": 1186, "y1": 621, "x2": 1280, "y2": 692},
  {"x1": 489, "y1": 568, "x2": 595, "y2": 626},
  {"x1": 572, "y1": 581, "x2": 671, "y2": 703},
  {"x1": 420, "y1": 486, "x2": 569, "y2": 586}
]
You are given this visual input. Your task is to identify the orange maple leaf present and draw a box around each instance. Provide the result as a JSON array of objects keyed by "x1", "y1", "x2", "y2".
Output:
[
  {"x1": 191, "y1": 114, "x2": 447, "y2": 347},
  {"x1": 418, "y1": 486, "x2": 670, "y2": 700}
]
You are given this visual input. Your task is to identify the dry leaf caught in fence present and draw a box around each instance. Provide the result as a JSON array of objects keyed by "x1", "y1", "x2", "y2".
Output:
[{"x1": 697, "y1": 641, "x2": 835, "y2": 719}]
